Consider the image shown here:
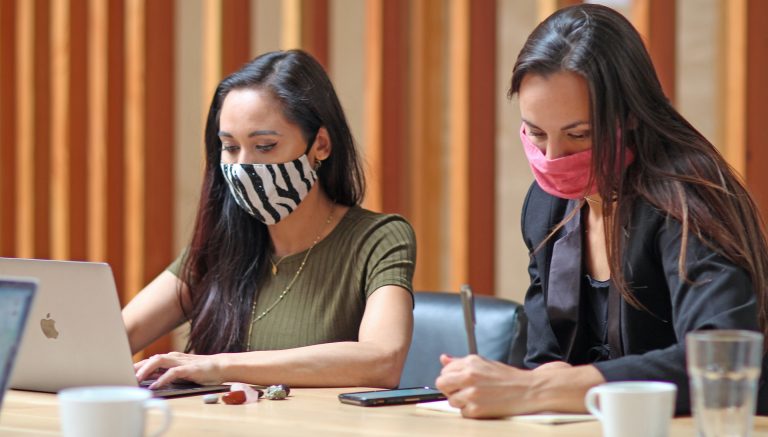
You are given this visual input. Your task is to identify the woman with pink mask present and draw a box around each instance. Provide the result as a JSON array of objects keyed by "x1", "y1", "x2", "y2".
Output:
[{"x1": 437, "y1": 4, "x2": 768, "y2": 418}]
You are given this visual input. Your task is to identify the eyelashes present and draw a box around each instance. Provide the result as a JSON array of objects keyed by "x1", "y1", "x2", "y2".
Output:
[{"x1": 221, "y1": 143, "x2": 278, "y2": 152}]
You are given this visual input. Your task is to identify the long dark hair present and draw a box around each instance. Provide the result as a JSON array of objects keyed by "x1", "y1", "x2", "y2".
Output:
[
  {"x1": 182, "y1": 50, "x2": 365, "y2": 354},
  {"x1": 509, "y1": 4, "x2": 768, "y2": 335}
]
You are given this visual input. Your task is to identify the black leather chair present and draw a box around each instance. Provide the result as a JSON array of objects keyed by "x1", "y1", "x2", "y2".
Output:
[{"x1": 398, "y1": 291, "x2": 527, "y2": 388}]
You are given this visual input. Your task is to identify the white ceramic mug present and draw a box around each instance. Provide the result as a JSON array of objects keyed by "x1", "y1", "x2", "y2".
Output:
[
  {"x1": 58, "y1": 386, "x2": 172, "y2": 437},
  {"x1": 585, "y1": 381, "x2": 676, "y2": 437}
]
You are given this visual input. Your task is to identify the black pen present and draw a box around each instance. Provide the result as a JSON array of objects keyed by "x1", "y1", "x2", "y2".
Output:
[{"x1": 460, "y1": 284, "x2": 478, "y2": 355}]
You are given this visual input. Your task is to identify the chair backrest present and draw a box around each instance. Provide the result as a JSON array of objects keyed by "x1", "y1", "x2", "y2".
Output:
[{"x1": 398, "y1": 291, "x2": 527, "y2": 388}]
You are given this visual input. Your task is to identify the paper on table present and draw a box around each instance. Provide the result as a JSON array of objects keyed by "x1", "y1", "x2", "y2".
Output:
[{"x1": 416, "y1": 400, "x2": 595, "y2": 425}]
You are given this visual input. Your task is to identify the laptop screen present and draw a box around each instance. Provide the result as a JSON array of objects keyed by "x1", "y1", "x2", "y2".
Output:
[{"x1": 0, "y1": 279, "x2": 36, "y2": 408}]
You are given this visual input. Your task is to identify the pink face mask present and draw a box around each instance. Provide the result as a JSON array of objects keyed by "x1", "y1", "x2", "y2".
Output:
[{"x1": 520, "y1": 124, "x2": 596, "y2": 199}]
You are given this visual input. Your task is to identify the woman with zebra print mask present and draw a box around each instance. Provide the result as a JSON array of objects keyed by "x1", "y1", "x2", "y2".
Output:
[{"x1": 123, "y1": 50, "x2": 416, "y2": 390}]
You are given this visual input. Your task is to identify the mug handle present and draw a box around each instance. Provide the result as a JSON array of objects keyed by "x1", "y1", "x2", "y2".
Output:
[
  {"x1": 584, "y1": 387, "x2": 604, "y2": 421},
  {"x1": 143, "y1": 398, "x2": 172, "y2": 437}
]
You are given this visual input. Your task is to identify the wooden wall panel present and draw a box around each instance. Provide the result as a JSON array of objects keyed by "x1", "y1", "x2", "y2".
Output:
[
  {"x1": 143, "y1": 0, "x2": 175, "y2": 284},
  {"x1": 363, "y1": 0, "x2": 409, "y2": 215},
  {"x1": 282, "y1": 0, "x2": 301, "y2": 49},
  {"x1": 68, "y1": 0, "x2": 90, "y2": 261},
  {"x1": 141, "y1": 0, "x2": 175, "y2": 356},
  {"x1": 14, "y1": 0, "x2": 34, "y2": 258},
  {"x1": 124, "y1": 0, "x2": 176, "y2": 357},
  {"x1": 301, "y1": 0, "x2": 329, "y2": 68},
  {"x1": 88, "y1": 0, "x2": 108, "y2": 262},
  {"x1": 0, "y1": 0, "x2": 17, "y2": 257},
  {"x1": 448, "y1": 0, "x2": 496, "y2": 295},
  {"x1": 280, "y1": 0, "x2": 329, "y2": 66},
  {"x1": 50, "y1": 0, "x2": 89, "y2": 261},
  {"x1": 409, "y1": 0, "x2": 445, "y2": 291},
  {"x1": 107, "y1": 0, "x2": 127, "y2": 302},
  {"x1": 124, "y1": 0, "x2": 146, "y2": 303},
  {"x1": 632, "y1": 0, "x2": 676, "y2": 103},
  {"x1": 722, "y1": 0, "x2": 746, "y2": 177},
  {"x1": 221, "y1": 0, "x2": 251, "y2": 75},
  {"x1": 722, "y1": 0, "x2": 768, "y2": 221},
  {"x1": 203, "y1": 0, "x2": 222, "y2": 103},
  {"x1": 50, "y1": 0, "x2": 69, "y2": 260},
  {"x1": 448, "y1": 0, "x2": 470, "y2": 291},
  {"x1": 745, "y1": 0, "x2": 768, "y2": 221},
  {"x1": 537, "y1": 0, "x2": 581, "y2": 23},
  {"x1": 33, "y1": 0, "x2": 51, "y2": 259},
  {"x1": 467, "y1": 0, "x2": 496, "y2": 296}
]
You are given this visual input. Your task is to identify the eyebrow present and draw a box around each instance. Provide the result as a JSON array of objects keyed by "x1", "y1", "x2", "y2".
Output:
[
  {"x1": 218, "y1": 130, "x2": 281, "y2": 138},
  {"x1": 522, "y1": 119, "x2": 590, "y2": 131}
]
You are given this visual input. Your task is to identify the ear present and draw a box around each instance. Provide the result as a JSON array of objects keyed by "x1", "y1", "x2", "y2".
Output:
[{"x1": 310, "y1": 127, "x2": 332, "y2": 164}]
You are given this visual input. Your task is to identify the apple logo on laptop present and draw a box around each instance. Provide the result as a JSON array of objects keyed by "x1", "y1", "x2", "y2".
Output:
[{"x1": 40, "y1": 313, "x2": 59, "y2": 339}]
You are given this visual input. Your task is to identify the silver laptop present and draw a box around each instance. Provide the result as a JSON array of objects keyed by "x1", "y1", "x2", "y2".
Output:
[
  {"x1": 0, "y1": 277, "x2": 37, "y2": 408},
  {"x1": 0, "y1": 258, "x2": 228, "y2": 397}
]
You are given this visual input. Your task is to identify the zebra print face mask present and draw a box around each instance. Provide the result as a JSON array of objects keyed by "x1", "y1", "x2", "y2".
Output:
[{"x1": 220, "y1": 154, "x2": 318, "y2": 225}]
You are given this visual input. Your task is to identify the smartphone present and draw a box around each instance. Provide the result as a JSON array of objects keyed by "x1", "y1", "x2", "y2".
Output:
[
  {"x1": 460, "y1": 284, "x2": 478, "y2": 355},
  {"x1": 338, "y1": 387, "x2": 446, "y2": 407}
]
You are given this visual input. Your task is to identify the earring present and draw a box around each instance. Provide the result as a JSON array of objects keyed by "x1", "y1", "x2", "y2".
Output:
[{"x1": 314, "y1": 159, "x2": 323, "y2": 171}]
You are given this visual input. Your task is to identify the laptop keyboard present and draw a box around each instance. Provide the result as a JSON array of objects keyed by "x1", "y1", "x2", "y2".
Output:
[{"x1": 139, "y1": 379, "x2": 230, "y2": 398}]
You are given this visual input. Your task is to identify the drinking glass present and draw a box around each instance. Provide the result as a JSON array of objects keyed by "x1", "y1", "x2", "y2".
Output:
[{"x1": 686, "y1": 330, "x2": 763, "y2": 437}]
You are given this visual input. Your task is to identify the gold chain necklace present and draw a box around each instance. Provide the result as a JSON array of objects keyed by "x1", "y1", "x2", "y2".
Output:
[
  {"x1": 246, "y1": 207, "x2": 335, "y2": 350},
  {"x1": 270, "y1": 255, "x2": 289, "y2": 275}
]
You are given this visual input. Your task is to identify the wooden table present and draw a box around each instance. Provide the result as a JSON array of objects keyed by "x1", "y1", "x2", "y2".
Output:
[{"x1": 3, "y1": 388, "x2": 768, "y2": 436}]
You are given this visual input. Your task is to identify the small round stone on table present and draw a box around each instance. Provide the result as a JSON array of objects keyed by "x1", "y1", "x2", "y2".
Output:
[
  {"x1": 265, "y1": 385, "x2": 289, "y2": 400},
  {"x1": 202, "y1": 393, "x2": 220, "y2": 404}
]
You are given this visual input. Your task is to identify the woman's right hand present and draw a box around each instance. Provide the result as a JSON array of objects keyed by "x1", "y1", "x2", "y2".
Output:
[
  {"x1": 134, "y1": 351, "x2": 229, "y2": 388},
  {"x1": 435, "y1": 353, "x2": 542, "y2": 418}
]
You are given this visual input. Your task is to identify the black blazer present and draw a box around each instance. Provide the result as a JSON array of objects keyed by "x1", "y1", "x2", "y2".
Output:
[{"x1": 521, "y1": 182, "x2": 768, "y2": 414}]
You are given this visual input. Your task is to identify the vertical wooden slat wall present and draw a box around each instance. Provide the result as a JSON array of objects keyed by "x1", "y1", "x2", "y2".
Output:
[
  {"x1": 537, "y1": 0, "x2": 582, "y2": 23},
  {"x1": 467, "y1": 0, "x2": 496, "y2": 295},
  {"x1": 14, "y1": 0, "x2": 34, "y2": 258},
  {"x1": 221, "y1": 0, "x2": 251, "y2": 76},
  {"x1": 106, "y1": 0, "x2": 127, "y2": 306},
  {"x1": 744, "y1": 1, "x2": 768, "y2": 220},
  {"x1": 1, "y1": 0, "x2": 175, "y2": 356},
  {"x1": 0, "y1": 0, "x2": 16, "y2": 256},
  {"x1": 409, "y1": 0, "x2": 445, "y2": 291},
  {"x1": 447, "y1": 0, "x2": 470, "y2": 292},
  {"x1": 87, "y1": 0, "x2": 107, "y2": 262},
  {"x1": 2, "y1": 0, "x2": 765, "y2": 348},
  {"x1": 203, "y1": 0, "x2": 222, "y2": 104},
  {"x1": 722, "y1": 0, "x2": 747, "y2": 177},
  {"x1": 363, "y1": 0, "x2": 410, "y2": 215},
  {"x1": 124, "y1": 0, "x2": 146, "y2": 310},
  {"x1": 50, "y1": 0, "x2": 70, "y2": 260},
  {"x1": 447, "y1": 0, "x2": 496, "y2": 295},
  {"x1": 301, "y1": 0, "x2": 329, "y2": 68},
  {"x1": 719, "y1": 0, "x2": 768, "y2": 220},
  {"x1": 34, "y1": 0, "x2": 52, "y2": 259},
  {"x1": 140, "y1": 0, "x2": 175, "y2": 356},
  {"x1": 632, "y1": 0, "x2": 677, "y2": 103}
]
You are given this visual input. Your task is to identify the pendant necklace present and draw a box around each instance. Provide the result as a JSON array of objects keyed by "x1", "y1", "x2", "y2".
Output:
[{"x1": 245, "y1": 207, "x2": 335, "y2": 350}]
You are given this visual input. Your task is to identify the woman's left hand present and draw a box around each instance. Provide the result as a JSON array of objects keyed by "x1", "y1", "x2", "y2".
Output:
[
  {"x1": 134, "y1": 352, "x2": 227, "y2": 389},
  {"x1": 435, "y1": 354, "x2": 541, "y2": 418}
]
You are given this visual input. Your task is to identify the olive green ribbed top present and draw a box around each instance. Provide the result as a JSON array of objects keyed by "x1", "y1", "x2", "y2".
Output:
[{"x1": 167, "y1": 206, "x2": 415, "y2": 351}]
